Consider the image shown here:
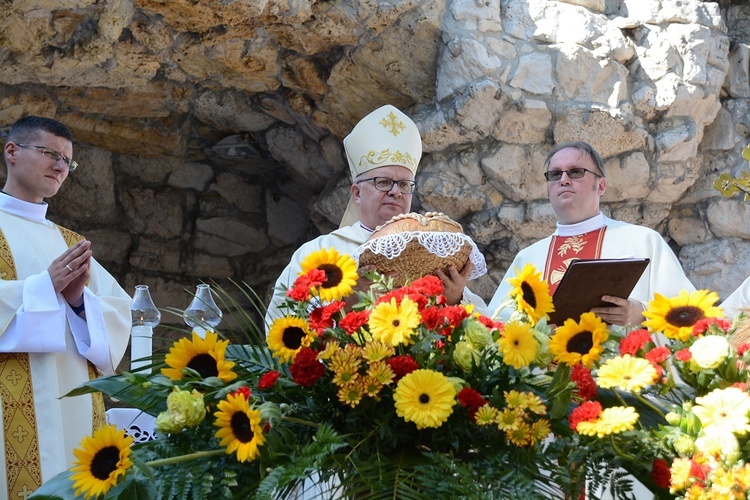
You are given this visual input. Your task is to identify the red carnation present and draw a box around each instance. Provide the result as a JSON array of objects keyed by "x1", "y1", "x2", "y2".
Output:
[
  {"x1": 457, "y1": 387, "x2": 488, "y2": 420},
  {"x1": 675, "y1": 348, "x2": 692, "y2": 362},
  {"x1": 410, "y1": 275, "x2": 444, "y2": 296},
  {"x1": 732, "y1": 382, "x2": 749, "y2": 392},
  {"x1": 568, "y1": 401, "x2": 602, "y2": 431},
  {"x1": 230, "y1": 386, "x2": 252, "y2": 400},
  {"x1": 339, "y1": 310, "x2": 370, "y2": 335},
  {"x1": 689, "y1": 460, "x2": 709, "y2": 481},
  {"x1": 650, "y1": 458, "x2": 671, "y2": 489},
  {"x1": 571, "y1": 364, "x2": 598, "y2": 400},
  {"x1": 619, "y1": 329, "x2": 652, "y2": 356},
  {"x1": 692, "y1": 317, "x2": 732, "y2": 337},
  {"x1": 737, "y1": 343, "x2": 750, "y2": 356},
  {"x1": 477, "y1": 315, "x2": 504, "y2": 333},
  {"x1": 388, "y1": 355, "x2": 419, "y2": 381},
  {"x1": 309, "y1": 301, "x2": 345, "y2": 333},
  {"x1": 376, "y1": 288, "x2": 408, "y2": 306},
  {"x1": 420, "y1": 306, "x2": 443, "y2": 331},
  {"x1": 645, "y1": 346, "x2": 670, "y2": 364},
  {"x1": 290, "y1": 347, "x2": 325, "y2": 387},
  {"x1": 286, "y1": 283, "x2": 311, "y2": 301},
  {"x1": 258, "y1": 370, "x2": 281, "y2": 389}
]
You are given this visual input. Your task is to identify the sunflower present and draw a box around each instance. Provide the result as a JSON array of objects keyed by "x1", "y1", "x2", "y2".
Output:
[
  {"x1": 267, "y1": 316, "x2": 317, "y2": 363},
  {"x1": 498, "y1": 321, "x2": 538, "y2": 369},
  {"x1": 299, "y1": 247, "x2": 359, "y2": 301},
  {"x1": 576, "y1": 406, "x2": 639, "y2": 438},
  {"x1": 162, "y1": 330, "x2": 237, "y2": 382},
  {"x1": 549, "y1": 312, "x2": 609, "y2": 368},
  {"x1": 70, "y1": 424, "x2": 134, "y2": 499},
  {"x1": 596, "y1": 355, "x2": 658, "y2": 393},
  {"x1": 393, "y1": 369, "x2": 456, "y2": 429},
  {"x1": 369, "y1": 297, "x2": 421, "y2": 346},
  {"x1": 507, "y1": 263, "x2": 554, "y2": 325},
  {"x1": 214, "y1": 393, "x2": 266, "y2": 462},
  {"x1": 693, "y1": 387, "x2": 750, "y2": 435},
  {"x1": 643, "y1": 290, "x2": 724, "y2": 342}
]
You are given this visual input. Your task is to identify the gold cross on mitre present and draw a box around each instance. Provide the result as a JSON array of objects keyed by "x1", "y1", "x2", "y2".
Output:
[
  {"x1": 714, "y1": 143, "x2": 750, "y2": 202},
  {"x1": 379, "y1": 111, "x2": 407, "y2": 137}
]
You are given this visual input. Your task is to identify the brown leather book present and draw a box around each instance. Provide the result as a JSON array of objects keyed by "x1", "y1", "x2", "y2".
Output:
[{"x1": 549, "y1": 258, "x2": 650, "y2": 325}]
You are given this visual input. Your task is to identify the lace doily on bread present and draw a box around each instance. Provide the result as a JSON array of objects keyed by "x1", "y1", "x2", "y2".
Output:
[{"x1": 355, "y1": 212, "x2": 487, "y2": 286}]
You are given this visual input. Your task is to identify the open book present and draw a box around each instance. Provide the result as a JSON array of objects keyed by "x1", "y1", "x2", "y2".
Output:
[{"x1": 548, "y1": 258, "x2": 650, "y2": 325}]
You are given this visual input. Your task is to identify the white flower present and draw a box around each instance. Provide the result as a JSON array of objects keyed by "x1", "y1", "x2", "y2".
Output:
[
  {"x1": 689, "y1": 335, "x2": 730, "y2": 370},
  {"x1": 695, "y1": 429, "x2": 740, "y2": 466}
]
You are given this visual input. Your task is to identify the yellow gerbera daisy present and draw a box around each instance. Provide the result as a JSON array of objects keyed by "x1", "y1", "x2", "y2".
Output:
[
  {"x1": 576, "y1": 406, "x2": 639, "y2": 438},
  {"x1": 71, "y1": 424, "x2": 134, "y2": 499},
  {"x1": 498, "y1": 321, "x2": 538, "y2": 369},
  {"x1": 394, "y1": 369, "x2": 456, "y2": 429},
  {"x1": 507, "y1": 421, "x2": 534, "y2": 447},
  {"x1": 369, "y1": 297, "x2": 421, "y2": 347},
  {"x1": 693, "y1": 387, "x2": 750, "y2": 435},
  {"x1": 162, "y1": 330, "x2": 237, "y2": 382},
  {"x1": 596, "y1": 355, "x2": 657, "y2": 393},
  {"x1": 549, "y1": 312, "x2": 608, "y2": 368},
  {"x1": 214, "y1": 393, "x2": 266, "y2": 463},
  {"x1": 507, "y1": 263, "x2": 555, "y2": 325},
  {"x1": 643, "y1": 290, "x2": 724, "y2": 342},
  {"x1": 267, "y1": 316, "x2": 316, "y2": 363},
  {"x1": 299, "y1": 247, "x2": 359, "y2": 301}
]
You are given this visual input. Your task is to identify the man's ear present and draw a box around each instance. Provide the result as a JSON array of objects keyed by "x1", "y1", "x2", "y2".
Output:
[
  {"x1": 597, "y1": 177, "x2": 607, "y2": 197},
  {"x1": 351, "y1": 182, "x2": 361, "y2": 203},
  {"x1": 4, "y1": 142, "x2": 16, "y2": 165}
]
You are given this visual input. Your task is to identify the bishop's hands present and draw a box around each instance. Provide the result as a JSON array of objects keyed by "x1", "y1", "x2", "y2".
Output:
[
  {"x1": 435, "y1": 261, "x2": 475, "y2": 306},
  {"x1": 49, "y1": 239, "x2": 92, "y2": 307}
]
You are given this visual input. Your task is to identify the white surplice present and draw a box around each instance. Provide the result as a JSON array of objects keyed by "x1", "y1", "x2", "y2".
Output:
[
  {"x1": 487, "y1": 214, "x2": 696, "y2": 324},
  {"x1": 722, "y1": 275, "x2": 750, "y2": 319},
  {"x1": 0, "y1": 193, "x2": 131, "y2": 493}
]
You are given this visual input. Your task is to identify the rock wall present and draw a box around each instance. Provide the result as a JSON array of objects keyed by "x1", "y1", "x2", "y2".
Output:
[{"x1": 0, "y1": 0, "x2": 748, "y2": 318}]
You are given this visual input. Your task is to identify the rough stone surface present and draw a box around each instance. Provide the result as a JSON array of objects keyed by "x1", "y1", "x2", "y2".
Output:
[{"x1": 0, "y1": 0, "x2": 747, "y2": 319}]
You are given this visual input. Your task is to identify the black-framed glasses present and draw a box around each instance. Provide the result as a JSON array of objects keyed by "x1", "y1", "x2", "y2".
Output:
[
  {"x1": 358, "y1": 177, "x2": 416, "y2": 194},
  {"x1": 544, "y1": 167, "x2": 601, "y2": 182},
  {"x1": 16, "y1": 143, "x2": 78, "y2": 172}
]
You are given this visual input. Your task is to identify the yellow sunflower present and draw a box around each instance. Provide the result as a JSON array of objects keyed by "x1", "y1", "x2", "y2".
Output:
[
  {"x1": 507, "y1": 264, "x2": 555, "y2": 325},
  {"x1": 549, "y1": 312, "x2": 609, "y2": 368},
  {"x1": 369, "y1": 297, "x2": 421, "y2": 346},
  {"x1": 162, "y1": 330, "x2": 237, "y2": 382},
  {"x1": 576, "y1": 406, "x2": 639, "y2": 438},
  {"x1": 214, "y1": 393, "x2": 266, "y2": 462},
  {"x1": 299, "y1": 247, "x2": 359, "y2": 301},
  {"x1": 267, "y1": 316, "x2": 317, "y2": 363},
  {"x1": 394, "y1": 369, "x2": 456, "y2": 429},
  {"x1": 71, "y1": 424, "x2": 134, "y2": 499},
  {"x1": 596, "y1": 355, "x2": 657, "y2": 393},
  {"x1": 643, "y1": 290, "x2": 724, "y2": 342},
  {"x1": 498, "y1": 321, "x2": 538, "y2": 369}
]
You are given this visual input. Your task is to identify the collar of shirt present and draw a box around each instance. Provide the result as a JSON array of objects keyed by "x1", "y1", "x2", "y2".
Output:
[
  {"x1": 555, "y1": 212, "x2": 606, "y2": 237},
  {"x1": 0, "y1": 191, "x2": 49, "y2": 223},
  {"x1": 359, "y1": 221, "x2": 375, "y2": 233}
]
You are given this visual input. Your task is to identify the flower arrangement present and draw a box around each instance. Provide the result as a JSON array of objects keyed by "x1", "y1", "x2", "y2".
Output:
[{"x1": 31, "y1": 250, "x2": 750, "y2": 500}]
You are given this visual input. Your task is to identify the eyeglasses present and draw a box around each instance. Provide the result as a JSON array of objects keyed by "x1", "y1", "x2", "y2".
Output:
[
  {"x1": 544, "y1": 167, "x2": 602, "y2": 182},
  {"x1": 16, "y1": 144, "x2": 78, "y2": 172},
  {"x1": 358, "y1": 177, "x2": 416, "y2": 194}
]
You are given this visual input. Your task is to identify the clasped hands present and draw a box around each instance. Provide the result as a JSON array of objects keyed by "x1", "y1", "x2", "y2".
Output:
[{"x1": 49, "y1": 239, "x2": 92, "y2": 309}]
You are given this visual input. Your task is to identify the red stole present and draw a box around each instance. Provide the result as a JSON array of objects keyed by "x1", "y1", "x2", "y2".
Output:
[{"x1": 544, "y1": 227, "x2": 607, "y2": 295}]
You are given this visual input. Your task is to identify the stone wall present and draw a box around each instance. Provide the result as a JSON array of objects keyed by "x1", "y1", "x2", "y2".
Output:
[{"x1": 0, "y1": 0, "x2": 748, "y2": 321}]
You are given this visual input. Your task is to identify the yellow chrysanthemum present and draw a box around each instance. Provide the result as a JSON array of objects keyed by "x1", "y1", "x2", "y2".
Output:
[
  {"x1": 498, "y1": 321, "x2": 538, "y2": 369},
  {"x1": 267, "y1": 316, "x2": 317, "y2": 363},
  {"x1": 531, "y1": 419, "x2": 551, "y2": 444},
  {"x1": 504, "y1": 390, "x2": 527, "y2": 409},
  {"x1": 507, "y1": 263, "x2": 555, "y2": 325},
  {"x1": 475, "y1": 404, "x2": 499, "y2": 425},
  {"x1": 496, "y1": 407, "x2": 524, "y2": 431},
  {"x1": 576, "y1": 406, "x2": 639, "y2": 438},
  {"x1": 643, "y1": 290, "x2": 724, "y2": 342},
  {"x1": 299, "y1": 247, "x2": 359, "y2": 301},
  {"x1": 361, "y1": 340, "x2": 395, "y2": 362},
  {"x1": 367, "y1": 360, "x2": 396, "y2": 386},
  {"x1": 214, "y1": 393, "x2": 266, "y2": 463},
  {"x1": 596, "y1": 355, "x2": 658, "y2": 393},
  {"x1": 523, "y1": 393, "x2": 547, "y2": 416},
  {"x1": 332, "y1": 359, "x2": 361, "y2": 387},
  {"x1": 71, "y1": 424, "x2": 134, "y2": 499},
  {"x1": 317, "y1": 340, "x2": 340, "y2": 360},
  {"x1": 338, "y1": 380, "x2": 366, "y2": 408},
  {"x1": 369, "y1": 297, "x2": 421, "y2": 346},
  {"x1": 162, "y1": 330, "x2": 237, "y2": 382},
  {"x1": 693, "y1": 387, "x2": 750, "y2": 435},
  {"x1": 549, "y1": 312, "x2": 609, "y2": 368},
  {"x1": 507, "y1": 421, "x2": 534, "y2": 447},
  {"x1": 362, "y1": 375, "x2": 384, "y2": 398},
  {"x1": 394, "y1": 369, "x2": 456, "y2": 429}
]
